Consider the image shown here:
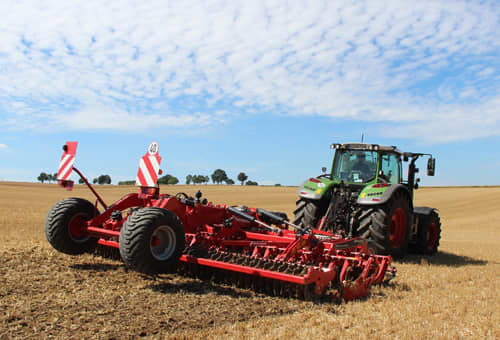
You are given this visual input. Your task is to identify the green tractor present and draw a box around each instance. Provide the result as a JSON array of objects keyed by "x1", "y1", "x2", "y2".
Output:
[{"x1": 293, "y1": 143, "x2": 441, "y2": 259}]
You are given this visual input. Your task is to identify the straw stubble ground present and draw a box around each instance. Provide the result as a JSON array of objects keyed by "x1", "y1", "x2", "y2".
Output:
[{"x1": 0, "y1": 182, "x2": 499, "y2": 339}]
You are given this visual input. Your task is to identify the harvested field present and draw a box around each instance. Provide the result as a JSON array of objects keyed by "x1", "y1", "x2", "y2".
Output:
[{"x1": 0, "y1": 182, "x2": 499, "y2": 339}]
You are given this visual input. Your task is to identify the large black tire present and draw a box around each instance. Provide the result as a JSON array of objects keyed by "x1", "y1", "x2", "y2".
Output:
[
  {"x1": 45, "y1": 198, "x2": 98, "y2": 255},
  {"x1": 119, "y1": 207, "x2": 185, "y2": 274},
  {"x1": 292, "y1": 197, "x2": 326, "y2": 229},
  {"x1": 357, "y1": 191, "x2": 411, "y2": 259},
  {"x1": 412, "y1": 210, "x2": 441, "y2": 255}
]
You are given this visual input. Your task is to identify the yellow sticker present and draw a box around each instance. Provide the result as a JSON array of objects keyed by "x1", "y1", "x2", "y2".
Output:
[
  {"x1": 360, "y1": 193, "x2": 366, "y2": 198},
  {"x1": 316, "y1": 189, "x2": 322, "y2": 194}
]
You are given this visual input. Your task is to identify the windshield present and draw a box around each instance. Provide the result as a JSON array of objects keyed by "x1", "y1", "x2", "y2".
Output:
[{"x1": 332, "y1": 150, "x2": 378, "y2": 183}]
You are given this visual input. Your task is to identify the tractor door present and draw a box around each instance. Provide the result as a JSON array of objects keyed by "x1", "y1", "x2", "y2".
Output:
[{"x1": 379, "y1": 152, "x2": 402, "y2": 184}]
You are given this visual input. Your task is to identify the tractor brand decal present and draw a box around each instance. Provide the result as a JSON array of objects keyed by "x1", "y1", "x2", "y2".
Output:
[
  {"x1": 360, "y1": 191, "x2": 383, "y2": 199},
  {"x1": 304, "y1": 185, "x2": 316, "y2": 192},
  {"x1": 136, "y1": 142, "x2": 162, "y2": 187},
  {"x1": 367, "y1": 191, "x2": 383, "y2": 197},
  {"x1": 57, "y1": 142, "x2": 78, "y2": 181},
  {"x1": 318, "y1": 183, "x2": 325, "y2": 188},
  {"x1": 316, "y1": 189, "x2": 322, "y2": 194}
]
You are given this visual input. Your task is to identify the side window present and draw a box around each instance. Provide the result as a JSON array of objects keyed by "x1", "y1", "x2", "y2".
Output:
[{"x1": 380, "y1": 153, "x2": 401, "y2": 184}]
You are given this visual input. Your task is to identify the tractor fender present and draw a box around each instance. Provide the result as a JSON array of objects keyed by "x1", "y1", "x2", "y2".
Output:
[
  {"x1": 357, "y1": 184, "x2": 411, "y2": 207},
  {"x1": 413, "y1": 206, "x2": 437, "y2": 215},
  {"x1": 296, "y1": 177, "x2": 334, "y2": 200}
]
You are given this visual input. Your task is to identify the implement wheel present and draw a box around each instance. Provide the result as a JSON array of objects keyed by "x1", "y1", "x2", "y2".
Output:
[
  {"x1": 119, "y1": 207, "x2": 185, "y2": 274},
  {"x1": 359, "y1": 191, "x2": 411, "y2": 259},
  {"x1": 45, "y1": 198, "x2": 98, "y2": 255}
]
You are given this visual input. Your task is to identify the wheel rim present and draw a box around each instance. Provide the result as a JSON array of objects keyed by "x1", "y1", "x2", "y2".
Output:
[
  {"x1": 68, "y1": 214, "x2": 90, "y2": 243},
  {"x1": 150, "y1": 225, "x2": 176, "y2": 261},
  {"x1": 389, "y1": 208, "x2": 406, "y2": 248},
  {"x1": 426, "y1": 222, "x2": 438, "y2": 250}
]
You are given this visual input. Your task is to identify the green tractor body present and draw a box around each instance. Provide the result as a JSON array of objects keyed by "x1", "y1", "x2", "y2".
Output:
[{"x1": 294, "y1": 143, "x2": 441, "y2": 259}]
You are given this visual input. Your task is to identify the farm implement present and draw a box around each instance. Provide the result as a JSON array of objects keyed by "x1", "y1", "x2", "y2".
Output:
[{"x1": 45, "y1": 142, "x2": 396, "y2": 302}]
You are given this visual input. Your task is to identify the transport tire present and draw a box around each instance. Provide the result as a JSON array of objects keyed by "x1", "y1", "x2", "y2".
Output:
[
  {"x1": 358, "y1": 191, "x2": 411, "y2": 259},
  {"x1": 292, "y1": 197, "x2": 325, "y2": 229},
  {"x1": 413, "y1": 210, "x2": 441, "y2": 255},
  {"x1": 45, "y1": 198, "x2": 98, "y2": 255},
  {"x1": 119, "y1": 207, "x2": 185, "y2": 274}
]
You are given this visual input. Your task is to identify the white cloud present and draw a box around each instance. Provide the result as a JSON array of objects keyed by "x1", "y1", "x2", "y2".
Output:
[
  {"x1": 0, "y1": 143, "x2": 7, "y2": 149},
  {"x1": 0, "y1": 0, "x2": 498, "y2": 142}
]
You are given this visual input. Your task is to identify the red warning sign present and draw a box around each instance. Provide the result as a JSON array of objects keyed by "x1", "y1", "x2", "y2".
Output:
[
  {"x1": 57, "y1": 142, "x2": 78, "y2": 181},
  {"x1": 136, "y1": 142, "x2": 162, "y2": 187}
]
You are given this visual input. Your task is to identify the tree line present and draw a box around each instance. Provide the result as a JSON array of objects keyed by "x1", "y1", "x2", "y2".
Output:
[
  {"x1": 37, "y1": 172, "x2": 112, "y2": 185},
  {"x1": 37, "y1": 172, "x2": 57, "y2": 183},
  {"x1": 38, "y1": 169, "x2": 259, "y2": 186}
]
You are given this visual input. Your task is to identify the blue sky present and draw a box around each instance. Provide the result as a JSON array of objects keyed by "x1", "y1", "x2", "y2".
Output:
[{"x1": 0, "y1": 0, "x2": 499, "y2": 186}]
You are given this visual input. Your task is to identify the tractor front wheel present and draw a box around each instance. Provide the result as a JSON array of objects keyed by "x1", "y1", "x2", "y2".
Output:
[
  {"x1": 293, "y1": 197, "x2": 326, "y2": 229},
  {"x1": 45, "y1": 198, "x2": 98, "y2": 255},
  {"x1": 119, "y1": 207, "x2": 185, "y2": 274}
]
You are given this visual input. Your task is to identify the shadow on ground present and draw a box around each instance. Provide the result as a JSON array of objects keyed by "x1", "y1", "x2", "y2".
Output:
[
  {"x1": 399, "y1": 251, "x2": 488, "y2": 267},
  {"x1": 70, "y1": 262, "x2": 123, "y2": 272},
  {"x1": 145, "y1": 278, "x2": 256, "y2": 298}
]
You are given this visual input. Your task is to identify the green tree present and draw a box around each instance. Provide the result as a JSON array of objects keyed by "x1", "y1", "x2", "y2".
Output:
[
  {"x1": 168, "y1": 177, "x2": 179, "y2": 185},
  {"x1": 245, "y1": 180, "x2": 258, "y2": 186},
  {"x1": 225, "y1": 178, "x2": 235, "y2": 185},
  {"x1": 78, "y1": 178, "x2": 85, "y2": 184},
  {"x1": 158, "y1": 174, "x2": 179, "y2": 185},
  {"x1": 37, "y1": 172, "x2": 49, "y2": 183},
  {"x1": 237, "y1": 172, "x2": 248, "y2": 185},
  {"x1": 93, "y1": 178, "x2": 98, "y2": 184},
  {"x1": 186, "y1": 174, "x2": 193, "y2": 185},
  {"x1": 211, "y1": 169, "x2": 228, "y2": 184},
  {"x1": 96, "y1": 174, "x2": 111, "y2": 185}
]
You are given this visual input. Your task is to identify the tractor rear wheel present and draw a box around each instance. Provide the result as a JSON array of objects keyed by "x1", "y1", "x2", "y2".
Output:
[
  {"x1": 293, "y1": 198, "x2": 325, "y2": 229},
  {"x1": 45, "y1": 198, "x2": 98, "y2": 255},
  {"x1": 119, "y1": 207, "x2": 185, "y2": 274},
  {"x1": 358, "y1": 191, "x2": 411, "y2": 259},
  {"x1": 413, "y1": 210, "x2": 441, "y2": 255}
]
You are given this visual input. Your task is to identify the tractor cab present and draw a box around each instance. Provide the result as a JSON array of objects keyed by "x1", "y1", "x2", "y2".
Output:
[{"x1": 330, "y1": 143, "x2": 402, "y2": 187}]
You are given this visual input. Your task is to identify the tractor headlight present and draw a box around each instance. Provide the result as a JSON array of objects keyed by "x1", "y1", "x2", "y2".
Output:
[
  {"x1": 373, "y1": 144, "x2": 379, "y2": 151},
  {"x1": 330, "y1": 144, "x2": 341, "y2": 149}
]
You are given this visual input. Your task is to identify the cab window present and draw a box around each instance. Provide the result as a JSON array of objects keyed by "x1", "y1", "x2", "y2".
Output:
[
  {"x1": 380, "y1": 152, "x2": 401, "y2": 184},
  {"x1": 333, "y1": 150, "x2": 378, "y2": 183}
]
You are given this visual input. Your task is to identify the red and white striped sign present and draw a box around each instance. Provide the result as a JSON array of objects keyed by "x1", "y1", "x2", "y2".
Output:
[
  {"x1": 136, "y1": 142, "x2": 162, "y2": 187},
  {"x1": 57, "y1": 141, "x2": 78, "y2": 181}
]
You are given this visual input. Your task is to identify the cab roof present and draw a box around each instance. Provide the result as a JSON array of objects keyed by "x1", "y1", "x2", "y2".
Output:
[{"x1": 330, "y1": 143, "x2": 403, "y2": 154}]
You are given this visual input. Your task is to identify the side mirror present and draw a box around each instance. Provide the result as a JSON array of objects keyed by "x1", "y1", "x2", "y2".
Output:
[
  {"x1": 415, "y1": 178, "x2": 420, "y2": 190},
  {"x1": 427, "y1": 158, "x2": 435, "y2": 176},
  {"x1": 321, "y1": 167, "x2": 327, "y2": 173}
]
